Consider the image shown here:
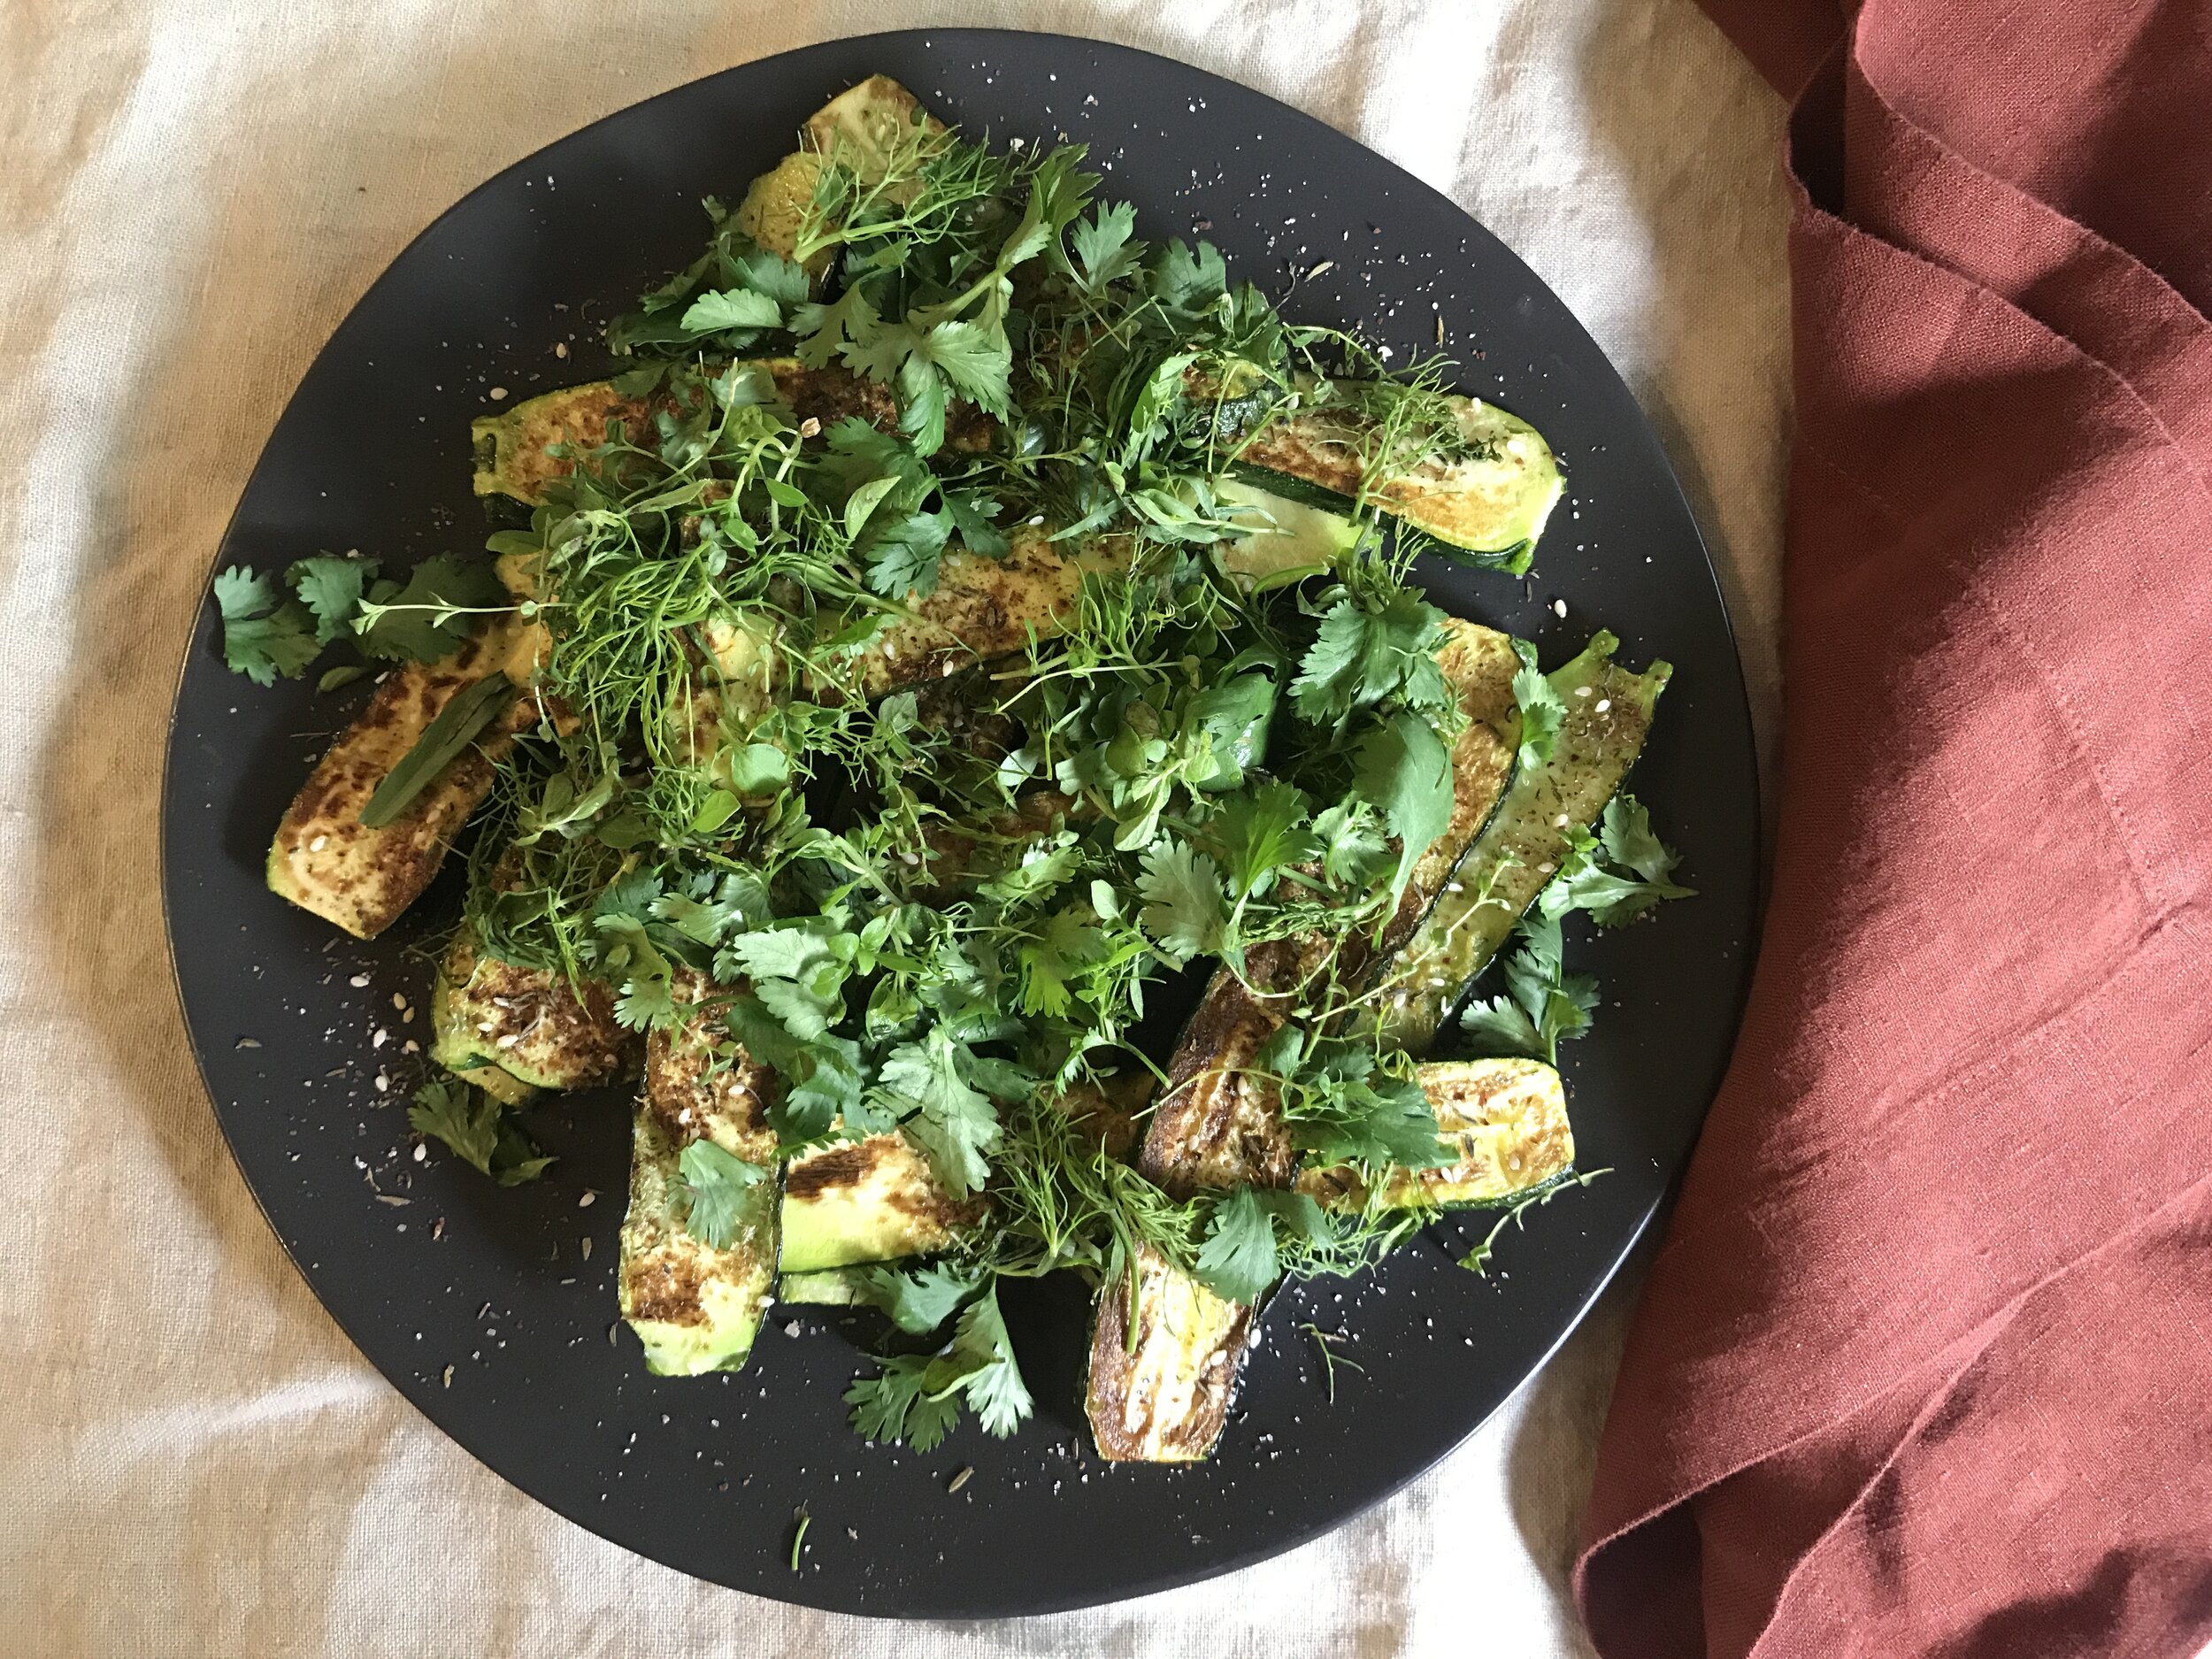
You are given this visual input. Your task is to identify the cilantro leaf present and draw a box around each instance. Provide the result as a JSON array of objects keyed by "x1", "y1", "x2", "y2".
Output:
[
  {"x1": 288, "y1": 555, "x2": 378, "y2": 643},
  {"x1": 844, "y1": 1279, "x2": 1033, "y2": 1448},
  {"x1": 213, "y1": 565, "x2": 275, "y2": 623},
  {"x1": 1148, "y1": 237, "x2": 1229, "y2": 319},
  {"x1": 409, "y1": 1078, "x2": 552, "y2": 1185},
  {"x1": 1353, "y1": 710, "x2": 1455, "y2": 905},
  {"x1": 877, "y1": 1027, "x2": 1001, "y2": 1199},
  {"x1": 1536, "y1": 796, "x2": 1696, "y2": 928},
  {"x1": 1291, "y1": 592, "x2": 1449, "y2": 728},
  {"x1": 1285, "y1": 1049, "x2": 1451, "y2": 1169},
  {"x1": 844, "y1": 1354, "x2": 960, "y2": 1450},
  {"x1": 1071, "y1": 200, "x2": 1145, "y2": 293},
  {"x1": 895, "y1": 354, "x2": 949, "y2": 457},
  {"x1": 913, "y1": 319, "x2": 1013, "y2": 419},
  {"x1": 678, "y1": 1138, "x2": 770, "y2": 1248},
  {"x1": 941, "y1": 1284, "x2": 1034, "y2": 1437},
  {"x1": 679, "y1": 286, "x2": 784, "y2": 337},
  {"x1": 854, "y1": 1260, "x2": 987, "y2": 1333},
  {"x1": 212, "y1": 565, "x2": 319, "y2": 686},
  {"x1": 1017, "y1": 903, "x2": 1106, "y2": 1018},
  {"x1": 1312, "y1": 800, "x2": 1391, "y2": 887},
  {"x1": 793, "y1": 283, "x2": 881, "y2": 373},
  {"x1": 1510, "y1": 640, "x2": 1567, "y2": 771},
  {"x1": 1135, "y1": 839, "x2": 1225, "y2": 964},
  {"x1": 1193, "y1": 1187, "x2": 1280, "y2": 1304},
  {"x1": 1210, "y1": 779, "x2": 1317, "y2": 900},
  {"x1": 1459, "y1": 994, "x2": 1545, "y2": 1056},
  {"x1": 593, "y1": 912, "x2": 678, "y2": 1030}
]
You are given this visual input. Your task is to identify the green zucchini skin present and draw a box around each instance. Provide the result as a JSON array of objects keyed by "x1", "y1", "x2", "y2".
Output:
[
  {"x1": 618, "y1": 970, "x2": 783, "y2": 1376},
  {"x1": 1298, "y1": 1057, "x2": 1573, "y2": 1212},
  {"x1": 1363, "y1": 632, "x2": 1669, "y2": 1056}
]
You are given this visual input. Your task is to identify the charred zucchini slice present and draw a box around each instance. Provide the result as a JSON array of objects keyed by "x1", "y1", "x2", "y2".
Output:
[
  {"x1": 265, "y1": 618, "x2": 542, "y2": 939},
  {"x1": 1233, "y1": 394, "x2": 1564, "y2": 558},
  {"x1": 779, "y1": 1131, "x2": 987, "y2": 1273},
  {"x1": 619, "y1": 971, "x2": 781, "y2": 1375},
  {"x1": 1298, "y1": 1057, "x2": 1572, "y2": 1211},
  {"x1": 1089, "y1": 618, "x2": 1524, "y2": 1461},
  {"x1": 1364, "y1": 632, "x2": 1668, "y2": 1056},
  {"x1": 1085, "y1": 1244, "x2": 1256, "y2": 1463},
  {"x1": 426, "y1": 936, "x2": 633, "y2": 1093}
]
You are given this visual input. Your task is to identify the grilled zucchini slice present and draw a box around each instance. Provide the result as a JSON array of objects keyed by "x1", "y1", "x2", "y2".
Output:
[
  {"x1": 1091, "y1": 618, "x2": 1523, "y2": 1461},
  {"x1": 1233, "y1": 394, "x2": 1564, "y2": 557},
  {"x1": 779, "y1": 1131, "x2": 987, "y2": 1273},
  {"x1": 1365, "y1": 632, "x2": 1668, "y2": 1056},
  {"x1": 1085, "y1": 1244, "x2": 1256, "y2": 1463},
  {"x1": 1298, "y1": 1057, "x2": 1572, "y2": 1211},
  {"x1": 265, "y1": 617, "x2": 541, "y2": 938},
  {"x1": 427, "y1": 935, "x2": 633, "y2": 1093},
  {"x1": 619, "y1": 971, "x2": 781, "y2": 1374}
]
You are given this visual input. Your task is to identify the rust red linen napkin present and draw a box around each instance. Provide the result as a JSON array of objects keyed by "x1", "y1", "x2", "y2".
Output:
[{"x1": 1573, "y1": 4, "x2": 2212, "y2": 1655}]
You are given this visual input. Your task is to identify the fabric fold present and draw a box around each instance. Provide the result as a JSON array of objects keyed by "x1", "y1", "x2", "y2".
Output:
[{"x1": 1576, "y1": 4, "x2": 2212, "y2": 1654}]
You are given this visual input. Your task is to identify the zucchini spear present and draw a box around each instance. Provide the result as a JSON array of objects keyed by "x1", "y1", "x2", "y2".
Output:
[{"x1": 1084, "y1": 619, "x2": 1525, "y2": 1463}]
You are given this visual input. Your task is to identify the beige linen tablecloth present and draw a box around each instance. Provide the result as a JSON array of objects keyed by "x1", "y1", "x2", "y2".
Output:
[{"x1": 0, "y1": 3, "x2": 1785, "y2": 1651}]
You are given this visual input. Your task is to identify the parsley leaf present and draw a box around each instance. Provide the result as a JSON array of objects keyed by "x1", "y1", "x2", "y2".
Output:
[
  {"x1": 678, "y1": 1139, "x2": 770, "y2": 1248},
  {"x1": 212, "y1": 565, "x2": 319, "y2": 686},
  {"x1": 1135, "y1": 838, "x2": 1225, "y2": 964}
]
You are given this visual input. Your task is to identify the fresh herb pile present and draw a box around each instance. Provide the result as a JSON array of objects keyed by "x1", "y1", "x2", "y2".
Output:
[{"x1": 217, "y1": 98, "x2": 1690, "y2": 1455}]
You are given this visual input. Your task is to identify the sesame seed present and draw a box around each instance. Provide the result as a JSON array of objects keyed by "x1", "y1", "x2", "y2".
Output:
[
  {"x1": 1594, "y1": 698, "x2": 1610, "y2": 712},
  {"x1": 392, "y1": 994, "x2": 409, "y2": 1011},
  {"x1": 1551, "y1": 599, "x2": 1568, "y2": 618},
  {"x1": 495, "y1": 1033, "x2": 520, "y2": 1049},
  {"x1": 579, "y1": 1190, "x2": 597, "y2": 1208},
  {"x1": 442, "y1": 1364, "x2": 455, "y2": 1387},
  {"x1": 488, "y1": 387, "x2": 509, "y2": 401},
  {"x1": 554, "y1": 341, "x2": 569, "y2": 358},
  {"x1": 349, "y1": 973, "x2": 371, "y2": 988},
  {"x1": 373, "y1": 1030, "x2": 388, "y2": 1048},
  {"x1": 373, "y1": 1074, "x2": 389, "y2": 1092},
  {"x1": 308, "y1": 834, "x2": 328, "y2": 852},
  {"x1": 1575, "y1": 686, "x2": 1593, "y2": 698}
]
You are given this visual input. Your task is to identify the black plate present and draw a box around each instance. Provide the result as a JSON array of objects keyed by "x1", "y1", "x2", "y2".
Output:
[{"x1": 162, "y1": 29, "x2": 1757, "y2": 1618}]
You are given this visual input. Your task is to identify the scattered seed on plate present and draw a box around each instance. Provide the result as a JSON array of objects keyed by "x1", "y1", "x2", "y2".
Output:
[{"x1": 947, "y1": 1466, "x2": 973, "y2": 1494}]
